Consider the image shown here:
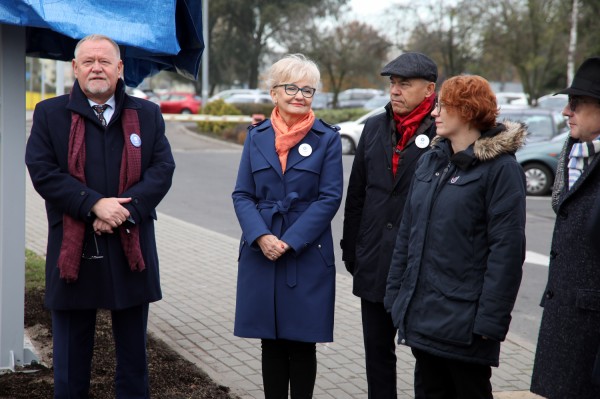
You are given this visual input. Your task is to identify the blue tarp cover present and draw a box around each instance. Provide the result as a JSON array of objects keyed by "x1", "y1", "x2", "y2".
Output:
[{"x1": 0, "y1": 0, "x2": 203, "y2": 86}]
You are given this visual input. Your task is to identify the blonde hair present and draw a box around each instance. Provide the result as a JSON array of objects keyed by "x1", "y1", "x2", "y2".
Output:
[
  {"x1": 74, "y1": 34, "x2": 121, "y2": 59},
  {"x1": 266, "y1": 54, "x2": 320, "y2": 89}
]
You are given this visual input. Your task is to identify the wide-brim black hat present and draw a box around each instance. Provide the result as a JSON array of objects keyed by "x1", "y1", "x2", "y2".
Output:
[
  {"x1": 380, "y1": 52, "x2": 438, "y2": 82},
  {"x1": 556, "y1": 57, "x2": 600, "y2": 99}
]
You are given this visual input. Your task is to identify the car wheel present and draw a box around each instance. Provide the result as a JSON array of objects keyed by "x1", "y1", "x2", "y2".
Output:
[
  {"x1": 523, "y1": 163, "x2": 553, "y2": 196},
  {"x1": 181, "y1": 108, "x2": 192, "y2": 114},
  {"x1": 340, "y1": 135, "x2": 356, "y2": 155}
]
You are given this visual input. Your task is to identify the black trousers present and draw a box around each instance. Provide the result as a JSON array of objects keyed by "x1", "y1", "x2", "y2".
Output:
[
  {"x1": 52, "y1": 303, "x2": 150, "y2": 399},
  {"x1": 411, "y1": 347, "x2": 493, "y2": 399},
  {"x1": 361, "y1": 299, "x2": 426, "y2": 399},
  {"x1": 261, "y1": 339, "x2": 316, "y2": 399},
  {"x1": 361, "y1": 299, "x2": 398, "y2": 399}
]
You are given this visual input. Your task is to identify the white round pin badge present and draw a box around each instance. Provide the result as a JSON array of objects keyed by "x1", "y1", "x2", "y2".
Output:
[
  {"x1": 415, "y1": 134, "x2": 430, "y2": 149},
  {"x1": 299, "y1": 143, "x2": 312, "y2": 157},
  {"x1": 130, "y1": 133, "x2": 142, "y2": 147}
]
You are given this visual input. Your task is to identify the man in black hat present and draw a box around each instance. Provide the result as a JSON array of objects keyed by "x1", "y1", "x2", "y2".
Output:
[
  {"x1": 341, "y1": 52, "x2": 437, "y2": 398},
  {"x1": 531, "y1": 57, "x2": 600, "y2": 399}
]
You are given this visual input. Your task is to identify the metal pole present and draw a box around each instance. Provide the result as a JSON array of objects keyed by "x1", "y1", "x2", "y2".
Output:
[
  {"x1": 201, "y1": 0, "x2": 209, "y2": 108},
  {"x1": 0, "y1": 24, "x2": 33, "y2": 373},
  {"x1": 56, "y1": 60, "x2": 65, "y2": 96},
  {"x1": 567, "y1": 0, "x2": 579, "y2": 85}
]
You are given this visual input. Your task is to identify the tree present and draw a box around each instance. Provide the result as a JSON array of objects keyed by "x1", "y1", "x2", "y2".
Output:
[
  {"x1": 474, "y1": 0, "x2": 571, "y2": 103},
  {"x1": 207, "y1": 0, "x2": 348, "y2": 91},
  {"x1": 403, "y1": 1, "x2": 479, "y2": 81},
  {"x1": 286, "y1": 20, "x2": 391, "y2": 107}
]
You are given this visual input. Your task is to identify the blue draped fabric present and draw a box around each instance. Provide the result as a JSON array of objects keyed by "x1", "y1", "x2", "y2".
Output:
[{"x1": 0, "y1": 0, "x2": 203, "y2": 86}]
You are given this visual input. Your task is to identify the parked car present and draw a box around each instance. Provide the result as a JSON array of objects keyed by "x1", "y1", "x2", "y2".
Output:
[
  {"x1": 312, "y1": 92, "x2": 333, "y2": 110},
  {"x1": 223, "y1": 93, "x2": 273, "y2": 105},
  {"x1": 363, "y1": 95, "x2": 389, "y2": 110},
  {"x1": 498, "y1": 108, "x2": 567, "y2": 142},
  {"x1": 159, "y1": 92, "x2": 202, "y2": 114},
  {"x1": 536, "y1": 93, "x2": 568, "y2": 112},
  {"x1": 336, "y1": 107, "x2": 386, "y2": 154},
  {"x1": 208, "y1": 89, "x2": 267, "y2": 103},
  {"x1": 516, "y1": 132, "x2": 568, "y2": 196},
  {"x1": 336, "y1": 88, "x2": 383, "y2": 109},
  {"x1": 126, "y1": 87, "x2": 148, "y2": 99},
  {"x1": 496, "y1": 92, "x2": 528, "y2": 107}
]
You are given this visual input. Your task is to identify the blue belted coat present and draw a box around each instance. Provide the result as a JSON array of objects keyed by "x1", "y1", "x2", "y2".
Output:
[{"x1": 232, "y1": 118, "x2": 343, "y2": 343}]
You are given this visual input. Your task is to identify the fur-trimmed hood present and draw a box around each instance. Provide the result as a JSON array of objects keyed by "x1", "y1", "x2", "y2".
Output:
[{"x1": 431, "y1": 121, "x2": 527, "y2": 169}]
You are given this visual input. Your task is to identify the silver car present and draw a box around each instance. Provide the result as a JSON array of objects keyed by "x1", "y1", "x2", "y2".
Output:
[{"x1": 337, "y1": 107, "x2": 386, "y2": 155}]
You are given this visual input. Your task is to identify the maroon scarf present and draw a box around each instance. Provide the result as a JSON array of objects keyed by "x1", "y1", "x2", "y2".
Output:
[
  {"x1": 57, "y1": 108, "x2": 145, "y2": 282},
  {"x1": 391, "y1": 95, "x2": 435, "y2": 176}
]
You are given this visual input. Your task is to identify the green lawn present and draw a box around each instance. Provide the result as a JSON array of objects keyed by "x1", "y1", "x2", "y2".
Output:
[{"x1": 25, "y1": 249, "x2": 45, "y2": 290}]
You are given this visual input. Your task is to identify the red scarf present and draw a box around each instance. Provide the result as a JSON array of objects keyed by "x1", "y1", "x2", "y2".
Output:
[
  {"x1": 58, "y1": 108, "x2": 145, "y2": 282},
  {"x1": 391, "y1": 95, "x2": 435, "y2": 176},
  {"x1": 270, "y1": 107, "x2": 315, "y2": 173}
]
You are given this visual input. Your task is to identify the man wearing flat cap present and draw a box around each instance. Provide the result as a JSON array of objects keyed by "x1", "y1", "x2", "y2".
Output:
[
  {"x1": 341, "y1": 52, "x2": 437, "y2": 398},
  {"x1": 531, "y1": 57, "x2": 600, "y2": 399}
]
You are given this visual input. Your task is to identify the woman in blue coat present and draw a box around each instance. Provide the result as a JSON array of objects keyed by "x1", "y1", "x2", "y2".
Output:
[
  {"x1": 384, "y1": 75, "x2": 527, "y2": 398},
  {"x1": 232, "y1": 54, "x2": 343, "y2": 398}
]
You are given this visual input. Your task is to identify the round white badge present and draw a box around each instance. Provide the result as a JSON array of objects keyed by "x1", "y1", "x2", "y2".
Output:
[
  {"x1": 130, "y1": 133, "x2": 142, "y2": 147},
  {"x1": 415, "y1": 134, "x2": 430, "y2": 149},
  {"x1": 298, "y1": 143, "x2": 312, "y2": 157}
]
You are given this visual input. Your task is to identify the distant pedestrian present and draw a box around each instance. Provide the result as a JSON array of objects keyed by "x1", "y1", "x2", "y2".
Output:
[
  {"x1": 340, "y1": 52, "x2": 438, "y2": 398},
  {"x1": 232, "y1": 54, "x2": 343, "y2": 398},
  {"x1": 25, "y1": 34, "x2": 175, "y2": 398},
  {"x1": 385, "y1": 75, "x2": 527, "y2": 399},
  {"x1": 531, "y1": 57, "x2": 600, "y2": 399}
]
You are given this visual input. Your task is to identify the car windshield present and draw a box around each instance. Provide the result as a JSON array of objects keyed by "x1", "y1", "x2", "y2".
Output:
[{"x1": 499, "y1": 111, "x2": 565, "y2": 141}]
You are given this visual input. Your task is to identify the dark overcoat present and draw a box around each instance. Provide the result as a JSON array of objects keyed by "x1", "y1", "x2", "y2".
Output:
[
  {"x1": 384, "y1": 122, "x2": 527, "y2": 366},
  {"x1": 25, "y1": 79, "x2": 175, "y2": 310},
  {"x1": 341, "y1": 103, "x2": 437, "y2": 302},
  {"x1": 232, "y1": 119, "x2": 343, "y2": 343},
  {"x1": 531, "y1": 136, "x2": 600, "y2": 399}
]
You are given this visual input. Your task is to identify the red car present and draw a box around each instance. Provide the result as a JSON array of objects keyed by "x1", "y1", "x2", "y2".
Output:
[{"x1": 159, "y1": 92, "x2": 202, "y2": 114}]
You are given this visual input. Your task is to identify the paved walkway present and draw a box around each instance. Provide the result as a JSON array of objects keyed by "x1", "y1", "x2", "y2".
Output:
[{"x1": 24, "y1": 123, "x2": 543, "y2": 399}]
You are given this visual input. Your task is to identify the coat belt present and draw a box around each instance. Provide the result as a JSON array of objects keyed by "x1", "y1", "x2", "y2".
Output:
[{"x1": 257, "y1": 193, "x2": 311, "y2": 287}]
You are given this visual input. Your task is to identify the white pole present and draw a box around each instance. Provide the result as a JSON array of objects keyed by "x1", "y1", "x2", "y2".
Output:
[
  {"x1": 56, "y1": 60, "x2": 65, "y2": 96},
  {"x1": 567, "y1": 0, "x2": 579, "y2": 85},
  {"x1": 0, "y1": 24, "x2": 32, "y2": 373},
  {"x1": 201, "y1": 0, "x2": 209, "y2": 108}
]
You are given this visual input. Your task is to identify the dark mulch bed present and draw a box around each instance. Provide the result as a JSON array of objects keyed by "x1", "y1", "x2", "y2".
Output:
[{"x1": 0, "y1": 288, "x2": 240, "y2": 399}]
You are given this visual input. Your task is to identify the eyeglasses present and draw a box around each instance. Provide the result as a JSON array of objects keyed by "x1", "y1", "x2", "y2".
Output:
[
  {"x1": 81, "y1": 232, "x2": 103, "y2": 260},
  {"x1": 568, "y1": 96, "x2": 600, "y2": 112},
  {"x1": 273, "y1": 84, "x2": 316, "y2": 98},
  {"x1": 434, "y1": 101, "x2": 445, "y2": 113}
]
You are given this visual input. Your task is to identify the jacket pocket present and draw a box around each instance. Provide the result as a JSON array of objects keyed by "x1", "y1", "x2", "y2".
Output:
[
  {"x1": 411, "y1": 283, "x2": 478, "y2": 346},
  {"x1": 576, "y1": 289, "x2": 600, "y2": 311}
]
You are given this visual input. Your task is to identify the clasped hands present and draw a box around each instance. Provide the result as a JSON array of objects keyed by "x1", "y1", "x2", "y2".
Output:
[
  {"x1": 257, "y1": 234, "x2": 290, "y2": 261},
  {"x1": 91, "y1": 197, "x2": 131, "y2": 235}
]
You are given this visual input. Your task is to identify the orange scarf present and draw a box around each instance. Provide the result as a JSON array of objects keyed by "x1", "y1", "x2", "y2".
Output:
[{"x1": 270, "y1": 107, "x2": 315, "y2": 173}]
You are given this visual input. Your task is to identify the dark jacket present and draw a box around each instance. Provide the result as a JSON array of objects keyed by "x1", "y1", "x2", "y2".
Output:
[
  {"x1": 531, "y1": 136, "x2": 600, "y2": 399},
  {"x1": 384, "y1": 122, "x2": 527, "y2": 366},
  {"x1": 341, "y1": 102, "x2": 436, "y2": 302},
  {"x1": 25, "y1": 79, "x2": 175, "y2": 310},
  {"x1": 232, "y1": 119, "x2": 343, "y2": 343}
]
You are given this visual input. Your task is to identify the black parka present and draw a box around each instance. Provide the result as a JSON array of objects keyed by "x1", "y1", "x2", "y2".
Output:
[
  {"x1": 384, "y1": 122, "x2": 527, "y2": 366},
  {"x1": 341, "y1": 102, "x2": 436, "y2": 302}
]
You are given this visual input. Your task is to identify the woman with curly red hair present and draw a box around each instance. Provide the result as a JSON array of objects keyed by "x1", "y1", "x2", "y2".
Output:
[{"x1": 384, "y1": 75, "x2": 528, "y2": 398}]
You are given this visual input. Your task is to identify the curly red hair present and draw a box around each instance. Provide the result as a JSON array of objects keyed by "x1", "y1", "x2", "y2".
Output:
[{"x1": 439, "y1": 75, "x2": 499, "y2": 131}]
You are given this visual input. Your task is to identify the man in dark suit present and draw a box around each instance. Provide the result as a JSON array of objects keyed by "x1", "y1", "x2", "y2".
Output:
[
  {"x1": 341, "y1": 52, "x2": 438, "y2": 399},
  {"x1": 531, "y1": 57, "x2": 600, "y2": 399},
  {"x1": 25, "y1": 34, "x2": 175, "y2": 398}
]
